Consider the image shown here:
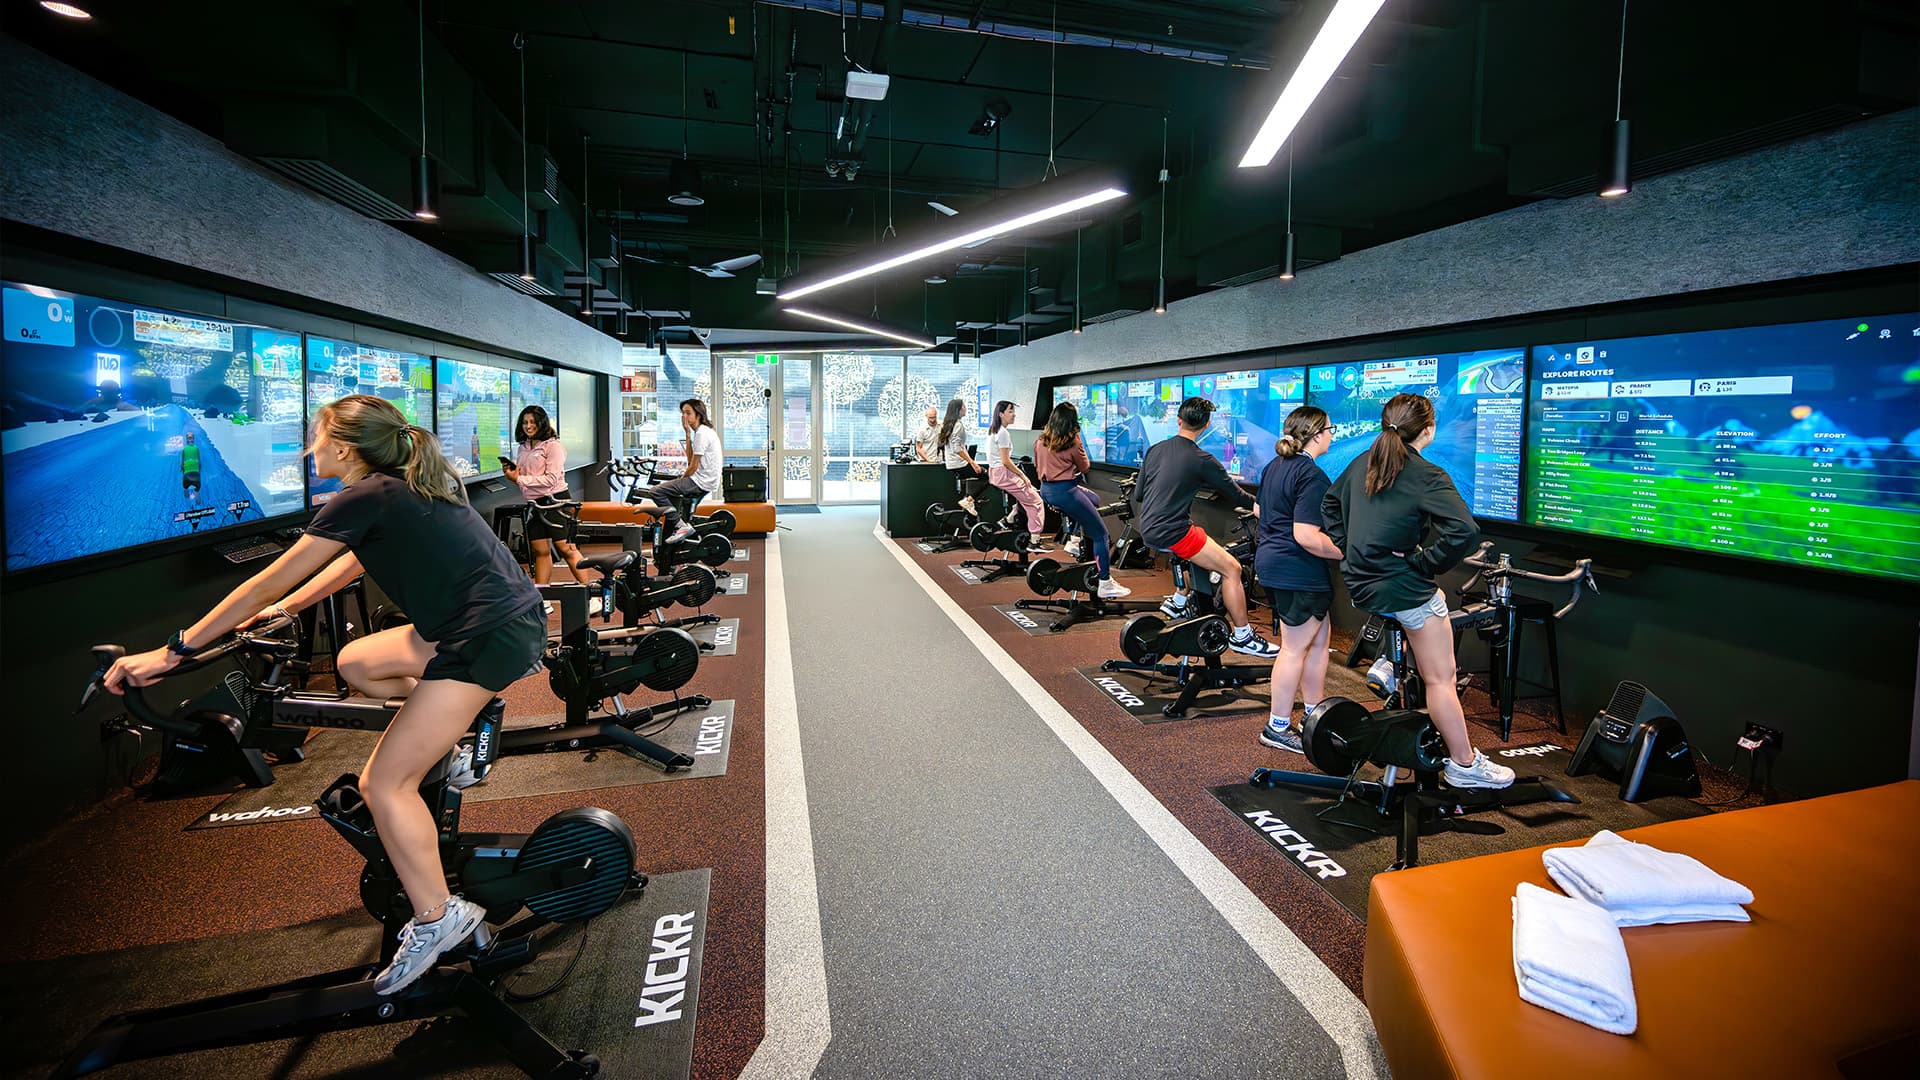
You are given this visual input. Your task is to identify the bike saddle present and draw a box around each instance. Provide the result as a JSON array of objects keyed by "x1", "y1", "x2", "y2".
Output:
[{"x1": 580, "y1": 550, "x2": 637, "y2": 574}]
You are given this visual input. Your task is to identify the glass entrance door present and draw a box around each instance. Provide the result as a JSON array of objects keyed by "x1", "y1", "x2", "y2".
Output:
[{"x1": 775, "y1": 358, "x2": 818, "y2": 503}]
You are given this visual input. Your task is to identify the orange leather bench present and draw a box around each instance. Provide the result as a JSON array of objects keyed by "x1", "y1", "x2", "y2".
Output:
[
  {"x1": 1365, "y1": 780, "x2": 1920, "y2": 1079},
  {"x1": 578, "y1": 500, "x2": 775, "y2": 535}
]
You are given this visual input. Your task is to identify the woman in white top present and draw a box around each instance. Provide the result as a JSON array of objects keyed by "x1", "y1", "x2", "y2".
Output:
[
  {"x1": 937, "y1": 398, "x2": 989, "y2": 517},
  {"x1": 986, "y1": 400, "x2": 1050, "y2": 552},
  {"x1": 629, "y1": 398, "x2": 723, "y2": 542}
]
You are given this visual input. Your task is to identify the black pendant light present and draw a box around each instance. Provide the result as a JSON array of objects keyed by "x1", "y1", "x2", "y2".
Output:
[
  {"x1": 668, "y1": 54, "x2": 705, "y2": 207},
  {"x1": 412, "y1": 2, "x2": 437, "y2": 220},
  {"x1": 1154, "y1": 114, "x2": 1168, "y2": 314},
  {"x1": 517, "y1": 33, "x2": 535, "y2": 280},
  {"x1": 1279, "y1": 143, "x2": 1296, "y2": 281},
  {"x1": 581, "y1": 133, "x2": 594, "y2": 317},
  {"x1": 1600, "y1": 0, "x2": 1631, "y2": 198}
]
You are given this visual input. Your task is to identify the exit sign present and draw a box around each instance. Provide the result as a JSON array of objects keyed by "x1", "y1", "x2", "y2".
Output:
[{"x1": 755, "y1": 353, "x2": 780, "y2": 366}]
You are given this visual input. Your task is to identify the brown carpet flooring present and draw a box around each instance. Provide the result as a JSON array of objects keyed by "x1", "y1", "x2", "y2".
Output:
[
  {"x1": 891, "y1": 536, "x2": 1767, "y2": 995},
  {"x1": 0, "y1": 539, "x2": 769, "y2": 1080}
]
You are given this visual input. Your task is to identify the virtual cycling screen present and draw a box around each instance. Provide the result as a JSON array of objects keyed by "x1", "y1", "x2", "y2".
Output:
[
  {"x1": 306, "y1": 337, "x2": 432, "y2": 505},
  {"x1": 1052, "y1": 383, "x2": 1104, "y2": 461},
  {"x1": 511, "y1": 371, "x2": 559, "y2": 433},
  {"x1": 1527, "y1": 315, "x2": 1920, "y2": 582},
  {"x1": 1184, "y1": 366, "x2": 1307, "y2": 482},
  {"x1": 1102, "y1": 378, "x2": 1182, "y2": 466},
  {"x1": 1307, "y1": 348, "x2": 1526, "y2": 521},
  {"x1": 1, "y1": 282, "x2": 307, "y2": 572},
  {"x1": 435, "y1": 358, "x2": 512, "y2": 478}
]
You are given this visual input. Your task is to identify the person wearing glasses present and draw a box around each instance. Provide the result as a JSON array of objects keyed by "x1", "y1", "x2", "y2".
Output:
[{"x1": 1250, "y1": 406, "x2": 1344, "y2": 753}]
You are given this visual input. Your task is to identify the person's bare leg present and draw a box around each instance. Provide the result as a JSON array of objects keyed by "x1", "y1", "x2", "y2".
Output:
[
  {"x1": 553, "y1": 539, "x2": 588, "y2": 582},
  {"x1": 1190, "y1": 540, "x2": 1250, "y2": 626},
  {"x1": 360, "y1": 678, "x2": 498, "y2": 919},
  {"x1": 1403, "y1": 617, "x2": 1473, "y2": 763},
  {"x1": 1301, "y1": 615, "x2": 1332, "y2": 703},
  {"x1": 1269, "y1": 619, "x2": 1317, "y2": 719},
  {"x1": 337, "y1": 626, "x2": 435, "y2": 699},
  {"x1": 531, "y1": 539, "x2": 554, "y2": 585}
]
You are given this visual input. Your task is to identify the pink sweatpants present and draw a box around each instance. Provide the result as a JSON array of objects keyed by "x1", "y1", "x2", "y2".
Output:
[{"x1": 989, "y1": 466, "x2": 1046, "y2": 535}]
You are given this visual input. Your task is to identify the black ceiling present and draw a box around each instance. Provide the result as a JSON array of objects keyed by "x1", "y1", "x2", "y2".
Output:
[{"x1": 6, "y1": 0, "x2": 1916, "y2": 350}]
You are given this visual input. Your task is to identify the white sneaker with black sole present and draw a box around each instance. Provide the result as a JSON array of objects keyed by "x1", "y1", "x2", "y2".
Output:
[
  {"x1": 1228, "y1": 629, "x2": 1280, "y2": 658},
  {"x1": 373, "y1": 896, "x2": 491, "y2": 996},
  {"x1": 958, "y1": 496, "x2": 978, "y2": 517},
  {"x1": 1159, "y1": 595, "x2": 1191, "y2": 619},
  {"x1": 1442, "y1": 750, "x2": 1517, "y2": 790}
]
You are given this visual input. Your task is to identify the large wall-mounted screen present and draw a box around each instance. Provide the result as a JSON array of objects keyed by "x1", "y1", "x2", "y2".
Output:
[
  {"x1": 511, "y1": 370, "x2": 558, "y2": 425},
  {"x1": 435, "y1": 358, "x2": 512, "y2": 478},
  {"x1": 1307, "y1": 348, "x2": 1526, "y2": 521},
  {"x1": 1527, "y1": 314, "x2": 1920, "y2": 582},
  {"x1": 1052, "y1": 383, "x2": 1105, "y2": 461},
  {"x1": 306, "y1": 338, "x2": 432, "y2": 504},
  {"x1": 1184, "y1": 366, "x2": 1308, "y2": 482},
  {"x1": 1, "y1": 282, "x2": 307, "y2": 572},
  {"x1": 556, "y1": 368, "x2": 596, "y2": 469},
  {"x1": 1102, "y1": 377, "x2": 1182, "y2": 466}
]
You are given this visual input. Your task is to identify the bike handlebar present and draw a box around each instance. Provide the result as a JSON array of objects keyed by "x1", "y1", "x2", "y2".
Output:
[
  {"x1": 1459, "y1": 543, "x2": 1599, "y2": 618},
  {"x1": 80, "y1": 615, "x2": 299, "y2": 726}
]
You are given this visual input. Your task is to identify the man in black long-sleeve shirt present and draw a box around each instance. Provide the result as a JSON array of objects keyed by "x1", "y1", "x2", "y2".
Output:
[{"x1": 1132, "y1": 398, "x2": 1278, "y2": 658}]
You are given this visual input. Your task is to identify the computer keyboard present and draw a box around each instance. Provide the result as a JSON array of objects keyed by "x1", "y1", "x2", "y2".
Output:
[{"x1": 212, "y1": 536, "x2": 284, "y2": 564}]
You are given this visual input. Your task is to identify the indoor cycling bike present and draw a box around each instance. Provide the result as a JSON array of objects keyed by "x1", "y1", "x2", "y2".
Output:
[{"x1": 68, "y1": 630, "x2": 639, "y2": 1077}]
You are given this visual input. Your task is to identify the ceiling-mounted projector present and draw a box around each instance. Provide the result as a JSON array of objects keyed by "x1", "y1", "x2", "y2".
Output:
[{"x1": 846, "y1": 70, "x2": 890, "y2": 101}]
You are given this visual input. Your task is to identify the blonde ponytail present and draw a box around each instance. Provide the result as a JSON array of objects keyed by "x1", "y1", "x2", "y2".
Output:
[{"x1": 314, "y1": 395, "x2": 467, "y2": 505}]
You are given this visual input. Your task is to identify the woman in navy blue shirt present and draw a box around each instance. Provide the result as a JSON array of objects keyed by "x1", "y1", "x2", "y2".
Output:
[{"x1": 1251, "y1": 406, "x2": 1343, "y2": 753}]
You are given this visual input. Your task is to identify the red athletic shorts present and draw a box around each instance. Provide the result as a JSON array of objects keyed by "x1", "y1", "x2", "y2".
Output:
[{"x1": 1168, "y1": 525, "x2": 1208, "y2": 561}]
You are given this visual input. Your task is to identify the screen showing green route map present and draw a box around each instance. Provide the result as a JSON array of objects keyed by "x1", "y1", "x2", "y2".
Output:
[
  {"x1": 1527, "y1": 314, "x2": 1920, "y2": 582},
  {"x1": 435, "y1": 358, "x2": 512, "y2": 478}
]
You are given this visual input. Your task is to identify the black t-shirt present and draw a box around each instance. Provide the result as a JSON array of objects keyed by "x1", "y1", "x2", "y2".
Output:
[
  {"x1": 1254, "y1": 454, "x2": 1333, "y2": 591},
  {"x1": 1321, "y1": 448, "x2": 1480, "y2": 614},
  {"x1": 1133, "y1": 435, "x2": 1255, "y2": 549},
  {"x1": 306, "y1": 471, "x2": 541, "y2": 643}
]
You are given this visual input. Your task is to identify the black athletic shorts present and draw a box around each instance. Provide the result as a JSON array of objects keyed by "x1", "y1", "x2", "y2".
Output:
[
  {"x1": 182, "y1": 471, "x2": 201, "y2": 491},
  {"x1": 523, "y1": 490, "x2": 573, "y2": 543},
  {"x1": 1266, "y1": 587, "x2": 1332, "y2": 628},
  {"x1": 422, "y1": 604, "x2": 547, "y2": 692}
]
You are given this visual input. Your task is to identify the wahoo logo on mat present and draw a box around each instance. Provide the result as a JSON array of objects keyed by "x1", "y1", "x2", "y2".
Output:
[
  {"x1": 1242, "y1": 810, "x2": 1347, "y2": 879},
  {"x1": 1092, "y1": 676, "x2": 1146, "y2": 708},
  {"x1": 205, "y1": 804, "x2": 317, "y2": 824},
  {"x1": 1498, "y1": 745, "x2": 1556, "y2": 758},
  {"x1": 635, "y1": 910, "x2": 700, "y2": 1028}
]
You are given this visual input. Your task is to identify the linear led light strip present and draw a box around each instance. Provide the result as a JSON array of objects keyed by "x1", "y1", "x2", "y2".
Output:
[
  {"x1": 1238, "y1": 0, "x2": 1387, "y2": 168},
  {"x1": 783, "y1": 307, "x2": 935, "y2": 349},
  {"x1": 778, "y1": 187, "x2": 1127, "y2": 300}
]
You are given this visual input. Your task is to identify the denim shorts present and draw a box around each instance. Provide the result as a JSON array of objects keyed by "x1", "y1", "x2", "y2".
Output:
[{"x1": 1384, "y1": 590, "x2": 1450, "y2": 631}]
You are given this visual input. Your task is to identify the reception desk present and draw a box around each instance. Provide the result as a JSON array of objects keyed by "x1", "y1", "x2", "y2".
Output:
[{"x1": 881, "y1": 462, "x2": 1004, "y2": 539}]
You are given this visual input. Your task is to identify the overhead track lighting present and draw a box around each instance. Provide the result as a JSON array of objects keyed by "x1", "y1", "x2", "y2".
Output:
[
  {"x1": 412, "y1": 2, "x2": 437, "y2": 221},
  {"x1": 1600, "y1": 0, "x2": 1632, "y2": 198},
  {"x1": 783, "y1": 307, "x2": 934, "y2": 349},
  {"x1": 1238, "y1": 0, "x2": 1387, "y2": 169},
  {"x1": 40, "y1": 2, "x2": 91, "y2": 19},
  {"x1": 778, "y1": 184, "x2": 1127, "y2": 301},
  {"x1": 927, "y1": 201, "x2": 959, "y2": 217}
]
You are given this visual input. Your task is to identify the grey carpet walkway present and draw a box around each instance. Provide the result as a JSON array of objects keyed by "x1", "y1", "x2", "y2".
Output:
[{"x1": 781, "y1": 507, "x2": 1346, "y2": 1079}]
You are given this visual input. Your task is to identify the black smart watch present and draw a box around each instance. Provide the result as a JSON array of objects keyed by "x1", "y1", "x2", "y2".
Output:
[{"x1": 166, "y1": 629, "x2": 202, "y2": 658}]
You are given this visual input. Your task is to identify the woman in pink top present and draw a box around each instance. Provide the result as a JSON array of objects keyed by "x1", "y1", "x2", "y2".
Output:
[
  {"x1": 504, "y1": 405, "x2": 589, "y2": 585},
  {"x1": 1035, "y1": 402, "x2": 1130, "y2": 598}
]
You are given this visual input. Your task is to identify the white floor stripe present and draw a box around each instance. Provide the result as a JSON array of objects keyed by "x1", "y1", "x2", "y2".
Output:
[
  {"x1": 874, "y1": 524, "x2": 1384, "y2": 1079},
  {"x1": 740, "y1": 534, "x2": 833, "y2": 1078}
]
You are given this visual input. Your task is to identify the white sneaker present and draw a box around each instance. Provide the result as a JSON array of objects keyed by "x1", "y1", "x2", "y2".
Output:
[
  {"x1": 1159, "y1": 595, "x2": 1191, "y2": 619},
  {"x1": 542, "y1": 601, "x2": 556, "y2": 617},
  {"x1": 1228, "y1": 629, "x2": 1280, "y2": 658},
  {"x1": 373, "y1": 896, "x2": 492, "y2": 995},
  {"x1": 1063, "y1": 537, "x2": 1085, "y2": 560},
  {"x1": 588, "y1": 594, "x2": 604, "y2": 616},
  {"x1": 446, "y1": 744, "x2": 484, "y2": 790},
  {"x1": 1097, "y1": 578, "x2": 1133, "y2": 599},
  {"x1": 667, "y1": 523, "x2": 697, "y2": 543},
  {"x1": 1025, "y1": 540, "x2": 1054, "y2": 555},
  {"x1": 1443, "y1": 749, "x2": 1517, "y2": 790},
  {"x1": 959, "y1": 496, "x2": 978, "y2": 516}
]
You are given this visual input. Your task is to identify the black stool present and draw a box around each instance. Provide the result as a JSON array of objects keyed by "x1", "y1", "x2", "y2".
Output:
[
  {"x1": 1456, "y1": 593, "x2": 1566, "y2": 741},
  {"x1": 294, "y1": 575, "x2": 373, "y2": 689}
]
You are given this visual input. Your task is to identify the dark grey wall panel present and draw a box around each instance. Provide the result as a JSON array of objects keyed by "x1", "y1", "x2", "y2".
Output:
[
  {"x1": 989, "y1": 107, "x2": 1920, "y2": 410},
  {"x1": 0, "y1": 35, "x2": 621, "y2": 379}
]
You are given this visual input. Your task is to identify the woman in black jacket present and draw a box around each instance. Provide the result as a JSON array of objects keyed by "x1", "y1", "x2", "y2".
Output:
[{"x1": 1322, "y1": 393, "x2": 1514, "y2": 790}]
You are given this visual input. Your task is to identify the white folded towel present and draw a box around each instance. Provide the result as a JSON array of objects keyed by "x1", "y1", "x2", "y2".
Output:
[
  {"x1": 1544, "y1": 830, "x2": 1753, "y2": 926},
  {"x1": 1512, "y1": 882, "x2": 1638, "y2": 1035}
]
